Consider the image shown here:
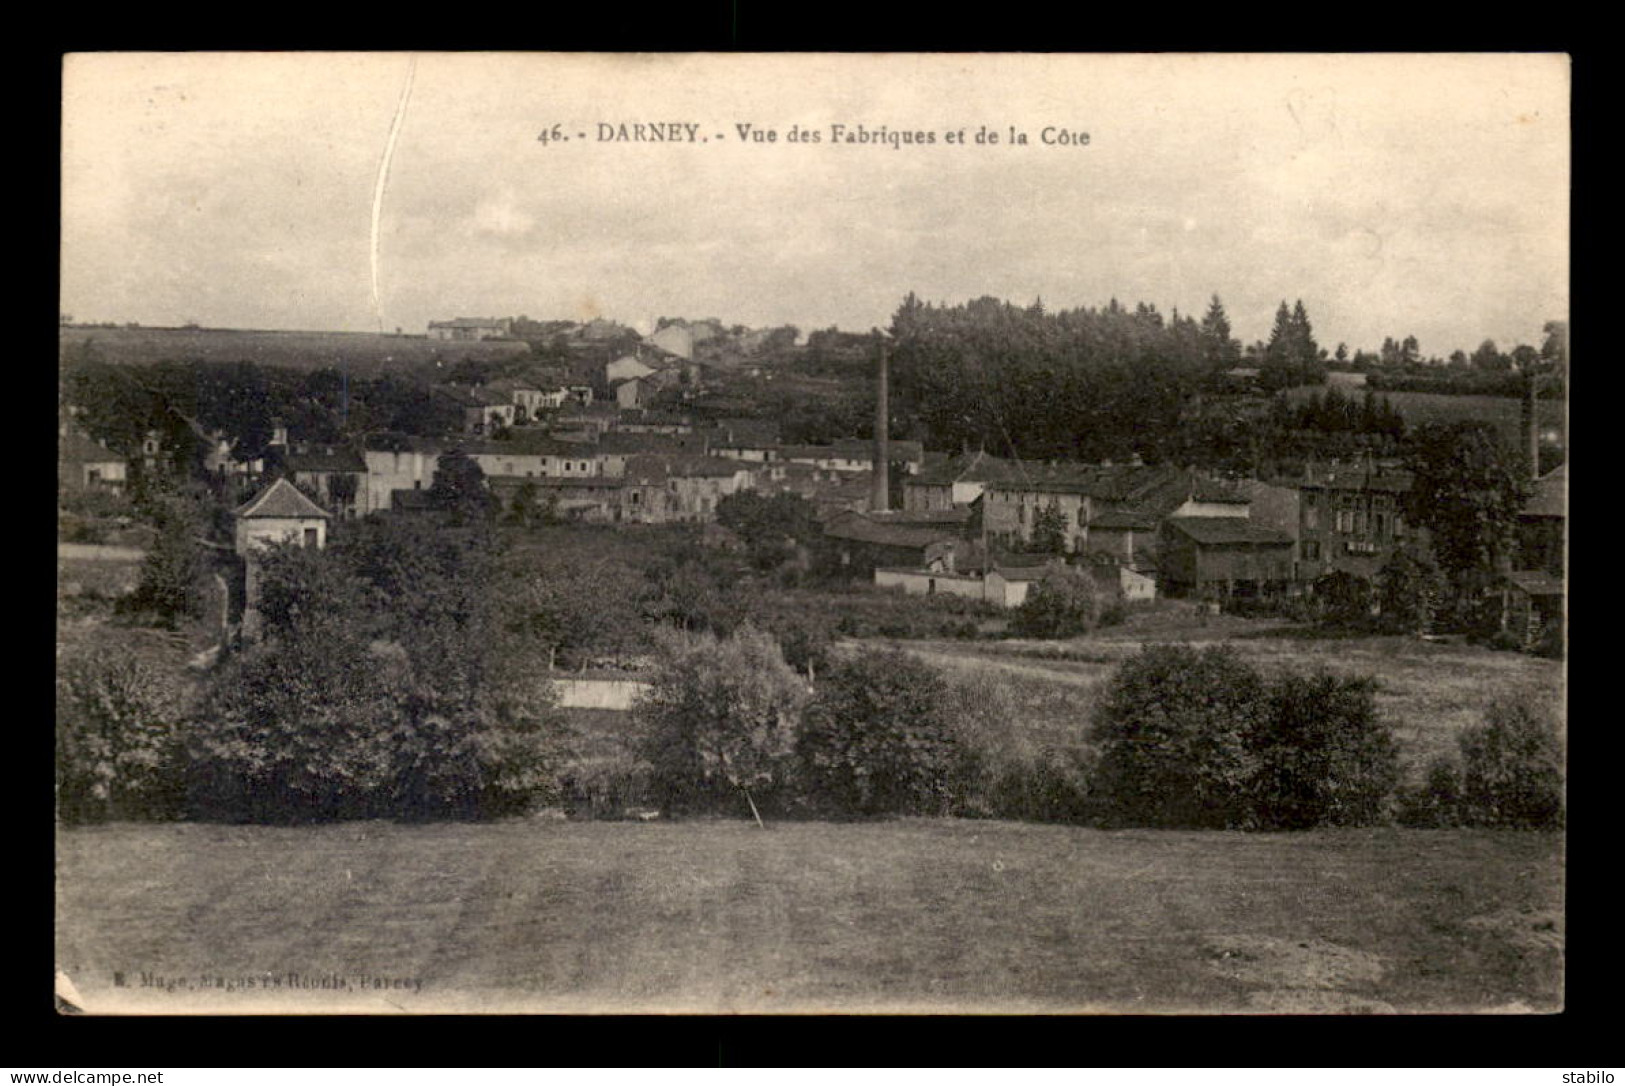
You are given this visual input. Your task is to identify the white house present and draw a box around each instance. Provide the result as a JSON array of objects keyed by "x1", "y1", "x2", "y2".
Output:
[{"x1": 233, "y1": 478, "x2": 332, "y2": 641}]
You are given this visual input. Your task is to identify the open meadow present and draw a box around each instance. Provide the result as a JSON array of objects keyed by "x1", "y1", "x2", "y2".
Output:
[
  {"x1": 54, "y1": 818, "x2": 1561, "y2": 1015},
  {"x1": 867, "y1": 624, "x2": 1564, "y2": 782},
  {"x1": 60, "y1": 325, "x2": 528, "y2": 377},
  {"x1": 1282, "y1": 384, "x2": 1566, "y2": 446}
]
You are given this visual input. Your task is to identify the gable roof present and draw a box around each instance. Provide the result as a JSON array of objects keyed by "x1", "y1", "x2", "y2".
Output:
[
  {"x1": 624, "y1": 454, "x2": 747, "y2": 482},
  {"x1": 1164, "y1": 517, "x2": 1293, "y2": 547},
  {"x1": 286, "y1": 447, "x2": 367, "y2": 474},
  {"x1": 1301, "y1": 466, "x2": 1414, "y2": 494},
  {"x1": 59, "y1": 429, "x2": 124, "y2": 465},
  {"x1": 462, "y1": 432, "x2": 584, "y2": 458},
  {"x1": 437, "y1": 384, "x2": 514, "y2": 408},
  {"x1": 1088, "y1": 509, "x2": 1159, "y2": 531},
  {"x1": 233, "y1": 477, "x2": 331, "y2": 520},
  {"x1": 909, "y1": 450, "x2": 1038, "y2": 487},
  {"x1": 822, "y1": 512, "x2": 960, "y2": 549},
  {"x1": 1506, "y1": 570, "x2": 1564, "y2": 597}
]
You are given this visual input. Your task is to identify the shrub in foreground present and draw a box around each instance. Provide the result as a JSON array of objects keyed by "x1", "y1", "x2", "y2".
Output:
[
  {"x1": 1458, "y1": 695, "x2": 1565, "y2": 828},
  {"x1": 944, "y1": 671, "x2": 1094, "y2": 823},
  {"x1": 635, "y1": 624, "x2": 809, "y2": 819},
  {"x1": 1249, "y1": 672, "x2": 1400, "y2": 829},
  {"x1": 56, "y1": 653, "x2": 187, "y2": 823},
  {"x1": 1089, "y1": 645, "x2": 1403, "y2": 829},
  {"x1": 1090, "y1": 645, "x2": 1266, "y2": 829},
  {"x1": 798, "y1": 650, "x2": 959, "y2": 817}
]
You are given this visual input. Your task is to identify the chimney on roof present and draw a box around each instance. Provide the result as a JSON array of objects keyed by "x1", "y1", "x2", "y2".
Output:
[{"x1": 872, "y1": 339, "x2": 890, "y2": 512}]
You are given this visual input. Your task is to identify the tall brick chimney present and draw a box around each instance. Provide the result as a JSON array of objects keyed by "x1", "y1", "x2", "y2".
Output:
[
  {"x1": 1522, "y1": 367, "x2": 1540, "y2": 480},
  {"x1": 872, "y1": 339, "x2": 890, "y2": 512}
]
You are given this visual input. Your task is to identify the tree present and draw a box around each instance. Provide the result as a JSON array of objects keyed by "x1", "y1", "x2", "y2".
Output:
[
  {"x1": 1313, "y1": 570, "x2": 1374, "y2": 626},
  {"x1": 635, "y1": 625, "x2": 810, "y2": 822},
  {"x1": 1377, "y1": 545, "x2": 1448, "y2": 636},
  {"x1": 505, "y1": 480, "x2": 541, "y2": 527},
  {"x1": 1028, "y1": 501, "x2": 1069, "y2": 556},
  {"x1": 1471, "y1": 339, "x2": 1508, "y2": 373},
  {"x1": 1199, "y1": 295, "x2": 1240, "y2": 369},
  {"x1": 1540, "y1": 320, "x2": 1568, "y2": 375},
  {"x1": 1402, "y1": 421, "x2": 1532, "y2": 628},
  {"x1": 126, "y1": 494, "x2": 207, "y2": 628},
  {"x1": 716, "y1": 490, "x2": 819, "y2": 569},
  {"x1": 1090, "y1": 645, "x2": 1267, "y2": 828},
  {"x1": 798, "y1": 650, "x2": 959, "y2": 816},
  {"x1": 428, "y1": 450, "x2": 496, "y2": 524},
  {"x1": 503, "y1": 557, "x2": 648, "y2": 670},
  {"x1": 1248, "y1": 672, "x2": 1400, "y2": 828},
  {"x1": 56, "y1": 652, "x2": 186, "y2": 823},
  {"x1": 1261, "y1": 300, "x2": 1324, "y2": 390},
  {"x1": 1400, "y1": 335, "x2": 1421, "y2": 366},
  {"x1": 192, "y1": 528, "x2": 566, "y2": 821},
  {"x1": 1458, "y1": 696, "x2": 1565, "y2": 828},
  {"x1": 1010, "y1": 565, "x2": 1102, "y2": 638}
]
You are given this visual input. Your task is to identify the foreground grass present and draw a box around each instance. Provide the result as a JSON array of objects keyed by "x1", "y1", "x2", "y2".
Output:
[{"x1": 55, "y1": 820, "x2": 1561, "y2": 1014}]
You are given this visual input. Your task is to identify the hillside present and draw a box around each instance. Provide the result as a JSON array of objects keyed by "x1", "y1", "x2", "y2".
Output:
[{"x1": 60, "y1": 325, "x2": 530, "y2": 377}]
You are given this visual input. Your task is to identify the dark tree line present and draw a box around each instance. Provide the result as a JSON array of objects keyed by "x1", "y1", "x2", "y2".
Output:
[{"x1": 886, "y1": 292, "x2": 1244, "y2": 463}]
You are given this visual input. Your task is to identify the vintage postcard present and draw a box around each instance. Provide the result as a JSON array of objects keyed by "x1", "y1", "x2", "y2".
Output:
[{"x1": 57, "y1": 52, "x2": 1568, "y2": 1014}]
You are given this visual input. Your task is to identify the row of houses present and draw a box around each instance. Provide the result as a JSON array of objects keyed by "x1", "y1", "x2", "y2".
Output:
[{"x1": 854, "y1": 453, "x2": 1566, "y2": 615}]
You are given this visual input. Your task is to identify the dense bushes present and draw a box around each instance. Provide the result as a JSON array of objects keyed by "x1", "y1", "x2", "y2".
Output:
[
  {"x1": 188, "y1": 528, "x2": 568, "y2": 822},
  {"x1": 1091, "y1": 645, "x2": 1267, "y2": 828},
  {"x1": 636, "y1": 625, "x2": 809, "y2": 820},
  {"x1": 1009, "y1": 566, "x2": 1104, "y2": 639},
  {"x1": 1249, "y1": 673, "x2": 1399, "y2": 829},
  {"x1": 943, "y1": 672, "x2": 1093, "y2": 823},
  {"x1": 56, "y1": 653, "x2": 187, "y2": 823},
  {"x1": 1458, "y1": 697, "x2": 1565, "y2": 828},
  {"x1": 1090, "y1": 645, "x2": 1401, "y2": 829},
  {"x1": 798, "y1": 652, "x2": 960, "y2": 817}
]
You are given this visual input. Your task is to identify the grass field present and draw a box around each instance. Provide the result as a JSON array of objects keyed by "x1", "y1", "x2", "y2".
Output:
[
  {"x1": 1283, "y1": 385, "x2": 1566, "y2": 446},
  {"x1": 60, "y1": 325, "x2": 528, "y2": 377},
  {"x1": 54, "y1": 819, "x2": 1561, "y2": 1015},
  {"x1": 866, "y1": 622, "x2": 1565, "y2": 780}
]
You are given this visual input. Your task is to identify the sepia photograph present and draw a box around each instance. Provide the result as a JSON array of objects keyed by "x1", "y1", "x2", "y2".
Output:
[{"x1": 56, "y1": 51, "x2": 1568, "y2": 1015}]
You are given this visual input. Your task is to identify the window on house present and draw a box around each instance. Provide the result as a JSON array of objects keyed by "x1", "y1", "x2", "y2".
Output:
[
  {"x1": 1304, "y1": 505, "x2": 1320, "y2": 530},
  {"x1": 1301, "y1": 540, "x2": 1321, "y2": 561},
  {"x1": 303, "y1": 528, "x2": 318, "y2": 548}
]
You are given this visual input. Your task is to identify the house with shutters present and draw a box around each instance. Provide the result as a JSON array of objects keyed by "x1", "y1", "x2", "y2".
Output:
[
  {"x1": 1292, "y1": 464, "x2": 1415, "y2": 584},
  {"x1": 982, "y1": 463, "x2": 1248, "y2": 558}
]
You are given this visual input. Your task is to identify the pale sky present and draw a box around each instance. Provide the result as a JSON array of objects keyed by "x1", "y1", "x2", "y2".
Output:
[{"x1": 61, "y1": 52, "x2": 1569, "y2": 357}]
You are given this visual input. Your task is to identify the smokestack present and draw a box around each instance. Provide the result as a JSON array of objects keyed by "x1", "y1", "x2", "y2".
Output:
[
  {"x1": 872, "y1": 340, "x2": 890, "y2": 511},
  {"x1": 1522, "y1": 367, "x2": 1540, "y2": 480}
]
